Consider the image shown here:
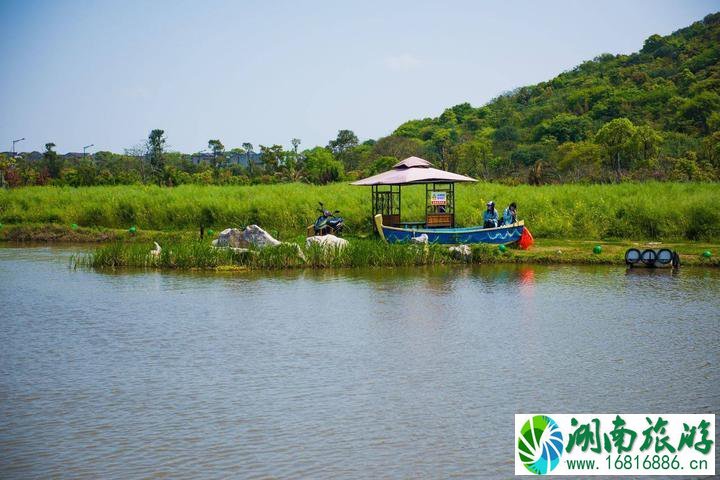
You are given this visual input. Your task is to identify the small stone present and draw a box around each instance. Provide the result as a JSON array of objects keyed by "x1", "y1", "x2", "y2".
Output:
[{"x1": 449, "y1": 244, "x2": 472, "y2": 261}]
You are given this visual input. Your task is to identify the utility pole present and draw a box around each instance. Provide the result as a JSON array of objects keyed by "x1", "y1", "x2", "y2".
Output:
[
  {"x1": 83, "y1": 144, "x2": 94, "y2": 157},
  {"x1": 11, "y1": 137, "x2": 25, "y2": 156}
]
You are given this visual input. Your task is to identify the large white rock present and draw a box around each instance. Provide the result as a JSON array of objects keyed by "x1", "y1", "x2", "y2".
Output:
[
  {"x1": 306, "y1": 234, "x2": 349, "y2": 250},
  {"x1": 242, "y1": 225, "x2": 281, "y2": 248},
  {"x1": 213, "y1": 225, "x2": 281, "y2": 249},
  {"x1": 449, "y1": 244, "x2": 472, "y2": 260}
]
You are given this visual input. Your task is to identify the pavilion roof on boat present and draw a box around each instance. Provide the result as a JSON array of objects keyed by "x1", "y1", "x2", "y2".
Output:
[
  {"x1": 351, "y1": 156, "x2": 476, "y2": 229},
  {"x1": 350, "y1": 156, "x2": 476, "y2": 186}
]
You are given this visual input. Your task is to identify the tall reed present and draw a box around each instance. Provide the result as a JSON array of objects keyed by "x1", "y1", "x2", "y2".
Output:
[{"x1": 3, "y1": 182, "x2": 719, "y2": 241}]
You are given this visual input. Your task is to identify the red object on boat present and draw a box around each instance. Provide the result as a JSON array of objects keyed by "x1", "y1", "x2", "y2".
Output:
[{"x1": 519, "y1": 227, "x2": 534, "y2": 250}]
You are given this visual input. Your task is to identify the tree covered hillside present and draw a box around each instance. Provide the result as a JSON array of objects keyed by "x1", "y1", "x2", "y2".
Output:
[{"x1": 365, "y1": 12, "x2": 720, "y2": 183}]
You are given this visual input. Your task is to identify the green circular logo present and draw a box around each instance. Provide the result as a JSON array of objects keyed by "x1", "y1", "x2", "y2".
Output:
[{"x1": 518, "y1": 415, "x2": 564, "y2": 475}]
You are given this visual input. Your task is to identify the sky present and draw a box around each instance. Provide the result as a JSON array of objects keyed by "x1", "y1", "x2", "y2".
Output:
[{"x1": 0, "y1": 0, "x2": 717, "y2": 154}]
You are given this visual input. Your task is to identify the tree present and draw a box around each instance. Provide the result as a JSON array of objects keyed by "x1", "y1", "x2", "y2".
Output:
[
  {"x1": 700, "y1": 131, "x2": 720, "y2": 169},
  {"x1": 631, "y1": 125, "x2": 662, "y2": 170},
  {"x1": 366, "y1": 156, "x2": 396, "y2": 175},
  {"x1": 327, "y1": 130, "x2": 358, "y2": 156},
  {"x1": 258, "y1": 144, "x2": 284, "y2": 174},
  {"x1": 678, "y1": 92, "x2": 720, "y2": 133},
  {"x1": 208, "y1": 139, "x2": 225, "y2": 169},
  {"x1": 147, "y1": 129, "x2": 166, "y2": 184},
  {"x1": 43, "y1": 142, "x2": 63, "y2": 179},
  {"x1": 595, "y1": 118, "x2": 636, "y2": 180},
  {"x1": 371, "y1": 135, "x2": 424, "y2": 160},
  {"x1": 430, "y1": 128, "x2": 455, "y2": 170},
  {"x1": 279, "y1": 138, "x2": 304, "y2": 182},
  {"x1": 242, "y1": 142, "x2": 254, "y2": 176},
  {"x1": 303, "y1": 147, "x2": 344, "y2": 184},
  {"x1": 453, "y1": 138, "x2": 495, "y2": 179},
  {"x1": 534, "y1": 113, "x2": 593, "y2": 143},
  {"x1": 0, "y1": 153, "x2": 16, "y2": 188},
  {"x1": 556, "y1": 141, "x2": 603, "y2": 181}
]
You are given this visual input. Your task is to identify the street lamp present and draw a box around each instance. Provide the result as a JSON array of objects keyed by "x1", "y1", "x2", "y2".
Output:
[
  {"x1": 11, "y1": 138, "x2": 25, "y2": 156},
  {"x1": 83, "y1": 144, "x2": 94, "y2": 157}
]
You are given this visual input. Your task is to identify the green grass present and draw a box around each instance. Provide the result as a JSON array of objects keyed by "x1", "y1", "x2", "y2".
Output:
[
  {"x1": 71, "y1": 237, "x2": 719, "y2": 270},
  {"x1": 73, "y1": 239, "x2": 457, "y2": 270},
  {"x1": 2, "y1": 182, "x2": 720, "y2": 241}
]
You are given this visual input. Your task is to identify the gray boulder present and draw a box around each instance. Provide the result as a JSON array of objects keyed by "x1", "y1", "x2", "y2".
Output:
[
  {"x1": 449, "y1": 244, "x2": 472, "y2": 261},
  {"x1": 213, "y1": 225, "x2": 281, "y2": 249},
  {"x1": 213, "y1": 228, "x2": 244, "y2": 248}
]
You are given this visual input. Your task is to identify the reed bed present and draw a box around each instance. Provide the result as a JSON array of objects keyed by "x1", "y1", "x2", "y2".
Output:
[
  {"x1": 73, "y1": 239, "x2": 470, "y2": 270},
  {"x1": 4, "y1": 182, "x2": 720, "y2": 241}
]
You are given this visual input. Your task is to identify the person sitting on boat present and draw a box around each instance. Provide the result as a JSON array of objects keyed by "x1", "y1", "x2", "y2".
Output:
[
  {"x1": 483, "y1": 201, "x2": 498, "y2": 228},
  {"x1": 500, "y1": 202, "x2": 517, "y2": 226}
]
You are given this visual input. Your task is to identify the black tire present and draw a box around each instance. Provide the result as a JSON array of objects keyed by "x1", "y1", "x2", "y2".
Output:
[
  {"x1": 656, "y1": 248, "x2": 673, "y2": 265},
  {"x1": 641, "y1": 248, "x2": 657, "y2": 266},
  {"x1": 624, "y1": 248, "x2": 641, "y2": 264}
]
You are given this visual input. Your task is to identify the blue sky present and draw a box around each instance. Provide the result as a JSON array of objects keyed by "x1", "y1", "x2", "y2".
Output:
[{"x1": 0, "y1": 0, "x2": 717, "y2": 153}]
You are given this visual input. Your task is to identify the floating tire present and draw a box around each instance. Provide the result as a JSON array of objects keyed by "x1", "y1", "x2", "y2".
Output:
[
  {"x1": 656, "y1": 248, "x2": 673, "y2": 265},
  {"x1": 640, "y1": 249, "x2": 657, "y2": 265},
  {"x1": 624, "y1": 248, "x2": 641, "y2": 264}
]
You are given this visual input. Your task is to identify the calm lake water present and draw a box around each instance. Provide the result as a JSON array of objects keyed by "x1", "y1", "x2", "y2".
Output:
[{"x1": 0, "y1": 246, "x2": 718, "y2": 479}]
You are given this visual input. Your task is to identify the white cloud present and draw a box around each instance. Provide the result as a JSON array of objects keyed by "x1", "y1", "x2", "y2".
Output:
[{"x1": 383, "y1": 54, "x2": 422, "y2": 71}]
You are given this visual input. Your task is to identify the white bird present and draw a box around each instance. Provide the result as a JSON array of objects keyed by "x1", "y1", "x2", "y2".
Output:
[{"x1": 150, "y1": 242, "x2": 162, "y2": 257}]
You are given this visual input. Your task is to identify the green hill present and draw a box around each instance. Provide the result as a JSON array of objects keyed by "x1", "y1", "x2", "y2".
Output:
[{"x1": 357, "y1": 12, "x2": 720, "y2": 183}]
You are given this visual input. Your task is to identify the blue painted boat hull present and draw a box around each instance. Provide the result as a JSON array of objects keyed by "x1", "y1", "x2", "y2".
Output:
[{"x1": 375, "y1": 215, "x2": 524, "y2": 245}]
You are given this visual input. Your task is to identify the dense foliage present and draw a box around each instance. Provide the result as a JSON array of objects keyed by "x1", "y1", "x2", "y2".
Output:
[
  {"x1": 386, "y1": 12, "x2": 720, "y2": 183},
  {"x1": 1, "y1": 13, "x2": 718, "y2": 187}
]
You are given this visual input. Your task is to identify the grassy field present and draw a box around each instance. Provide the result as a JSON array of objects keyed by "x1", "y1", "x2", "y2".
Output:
[{"x1": 1, "y1": 182, "x2": 719, "y2": 242}]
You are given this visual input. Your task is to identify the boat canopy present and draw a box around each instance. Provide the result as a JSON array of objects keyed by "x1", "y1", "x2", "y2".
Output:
[
  {"x1": 351, "y1": 156, "x2": 477, "y2": 186},
  {"x1": 351, "y1": 156, "x2": 477, "y2": 230}
]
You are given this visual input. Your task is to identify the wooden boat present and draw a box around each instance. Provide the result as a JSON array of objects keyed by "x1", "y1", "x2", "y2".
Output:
[{"x1": 374, "y1": 214, "x2": 525, "y2": 245}]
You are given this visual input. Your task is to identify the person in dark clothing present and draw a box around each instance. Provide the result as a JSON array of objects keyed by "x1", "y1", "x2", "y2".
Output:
[{"x1": 483, "y1": 201, "x2": 498, "y2": 228}]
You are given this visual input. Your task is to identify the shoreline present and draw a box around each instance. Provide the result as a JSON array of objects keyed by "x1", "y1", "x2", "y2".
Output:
[{"x1": 2, "y1": 223, "x2": 717, "y2": 269}]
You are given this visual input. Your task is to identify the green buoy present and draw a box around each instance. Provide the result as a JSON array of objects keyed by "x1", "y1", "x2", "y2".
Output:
[
  {"x1": 128, "y1": 226, "x2": 137, "y2": 234},
  {"x1": 593, "y1": 245, "x2": 602, "y2": 254},
  {"x1": 498, "y1": 244, "x2": 507, "y2": 253},
  {"x1": 702, "y1": 250, "x2": 712, "y2": 258},
  {"x1": 71, "y1": 223, "x2": 78, "y2": 230},
  {"x1": 207, "y1": 229, "x2": 215, "y2": 236}
]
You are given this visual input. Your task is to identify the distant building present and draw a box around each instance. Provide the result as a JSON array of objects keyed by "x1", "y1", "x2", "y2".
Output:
[
  {"x1": 190, "y1": 151, "x2": 262, "y2": 167},
  {"x1": 1, "y1": 151, "x2": 44, "y2": 161}
]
